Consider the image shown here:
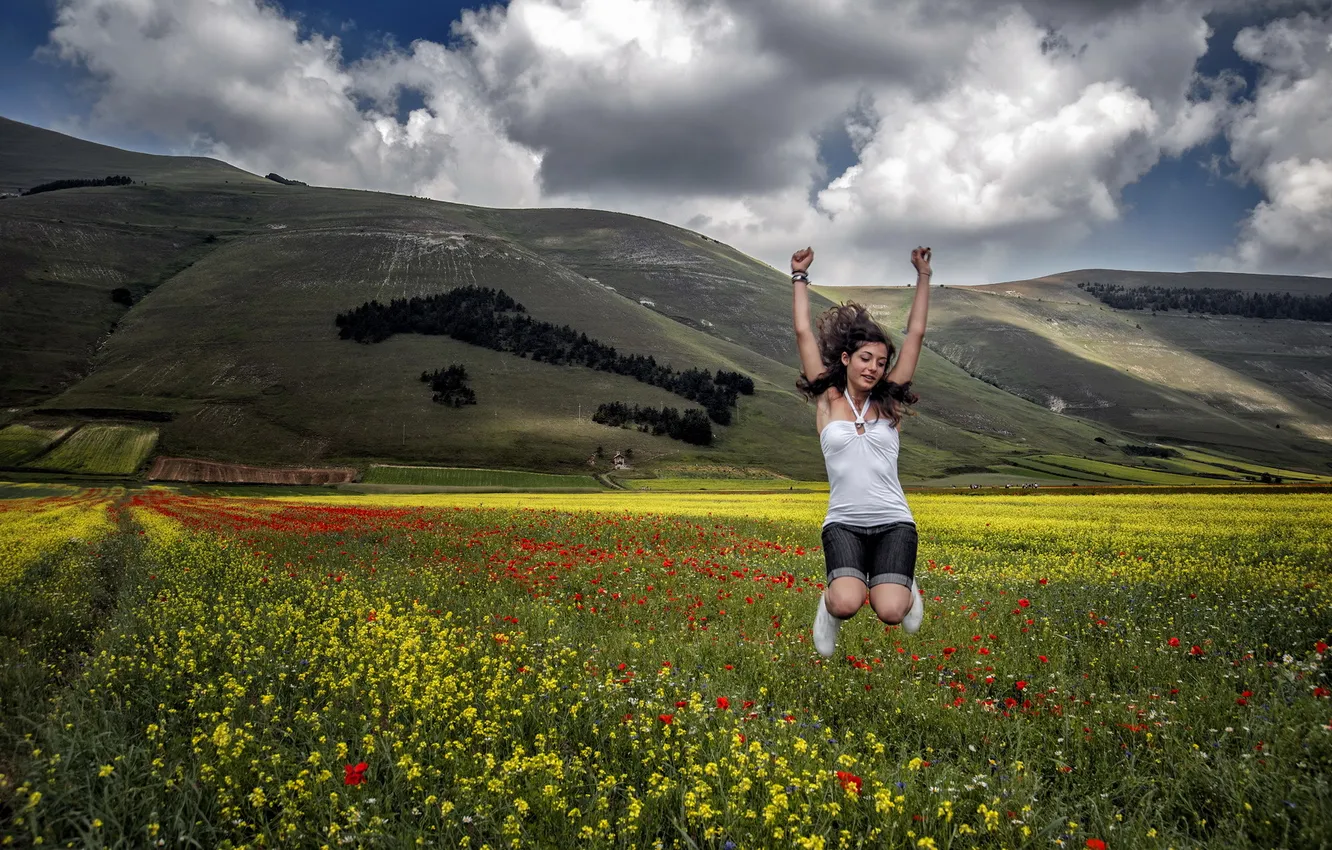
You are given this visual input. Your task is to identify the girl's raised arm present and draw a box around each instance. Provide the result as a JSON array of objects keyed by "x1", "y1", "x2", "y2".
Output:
[
  {"x1": 791, "y1": 247, "x2": 826, "y2": 383},
  {"x1": 886, "y1": 247, "x2": 932, "y2": 385}
]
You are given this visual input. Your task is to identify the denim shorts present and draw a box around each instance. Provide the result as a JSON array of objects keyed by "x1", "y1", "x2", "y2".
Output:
[{"x1": 821, "y1": 521, "x2": 917, "y2": 588}]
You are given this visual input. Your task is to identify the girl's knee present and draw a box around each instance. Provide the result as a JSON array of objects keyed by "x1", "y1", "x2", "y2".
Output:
[{"x1": 873, "y1": 601, "x2": 909, "y2": 624}]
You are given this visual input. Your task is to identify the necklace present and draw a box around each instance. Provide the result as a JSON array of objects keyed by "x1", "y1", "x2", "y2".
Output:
[{"x1": 844, "y1": 387, "x2": 872, "y2": 428}]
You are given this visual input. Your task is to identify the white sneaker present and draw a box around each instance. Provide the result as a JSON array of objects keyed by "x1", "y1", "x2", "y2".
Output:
[
  {"x1": 903, "y1": 580, "x2": 924, "y2": 634},
  {"x1": 812, "y1": 595, "x2": 841, "y2": 658}
]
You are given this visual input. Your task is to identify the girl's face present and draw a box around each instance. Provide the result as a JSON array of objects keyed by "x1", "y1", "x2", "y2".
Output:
[{"x1": 841, "y1": 342, "x2": 889, "y2": 393}]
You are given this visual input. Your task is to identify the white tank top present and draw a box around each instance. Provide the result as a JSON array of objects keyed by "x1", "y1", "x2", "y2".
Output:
[{"x1": 821, "y1": 412, "x2": 915, "y2": 529}]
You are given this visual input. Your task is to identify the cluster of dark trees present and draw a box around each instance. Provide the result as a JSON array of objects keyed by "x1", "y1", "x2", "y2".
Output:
[
  {"x1": 1078, "y1": 282, "x2": 1332, "y2": 321},
  {"x1": 335, "y1": 285, "x2": 754, "y2": 424},
  {"x1": 23, "y1": 175, "x2": 132, "y2": 196},
  {"x1": 419, "y1": 365, "x2": 477, "y2": 407},
  {"x1": 592, "y1": 402, "x2": 713, "y2": 445},
  {"x1": 111, "y1": 287, "x2": 135, "y2": 306},
  {"x1": 265, "y1": 173, "x2": 308, "y2": 186}
]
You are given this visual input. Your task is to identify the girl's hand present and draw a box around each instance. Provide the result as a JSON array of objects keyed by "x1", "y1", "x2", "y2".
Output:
[
  {"x1": 791, "y1": 246, "x2": 814, "y2": 273},
  {"x1": 911, "y1": 246, "x2": 932, "y2": 276}
]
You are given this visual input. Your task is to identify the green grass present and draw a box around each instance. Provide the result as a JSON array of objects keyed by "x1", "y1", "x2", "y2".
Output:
[
  {"x1": 909, "y1": 465, "x2": 1077, "y2": 488},
  {"x1": 5, "y1": 491, "x2": 1332, "y2": 848},
  {"x1": 0, "y1": 424, "x2": 69, "y2": 466},
  {"x1": 1169, "y1": 446, "x2": 1332, "y2": 482},
  {"x1": 1028, "y1": 455, "x2": 1216, "y2": 485},
  {"x1": 26, "y1": 425, "x2": 158, "y2": 475},
  {"x1": 361, "y1": 464, "x2": 603, "y2": 489},
  {"x1": 1008, "y1": 457, "x2": 1128, "y2": 483},
  {"x1": 625, "y1": 477, "x2": 828, "y2": 491},
  {"x1": 4, "y1": 116, "x2": 1329, "y2": 480},
  {"x1": 0, "y1": 481, "x2": 83, "y2": 499},
  {"x1": 818, "y1": 281, "x2": 1332, "y2": 476}
]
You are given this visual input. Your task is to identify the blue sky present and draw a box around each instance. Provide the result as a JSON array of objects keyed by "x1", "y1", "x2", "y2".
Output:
[{"x1": 3, "y1": 0, "x2": 1327, "y2": 282}]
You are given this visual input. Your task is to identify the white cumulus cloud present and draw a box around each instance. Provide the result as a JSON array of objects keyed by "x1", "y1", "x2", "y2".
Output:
[
  {"x1": 47, "y1": 0, "x2": 542, "y2": 206},
  {"x1": 1210, "y1": 11, "x2": 1332, "y2": 276},
  {"x1": 40, "y1": 0, "x2": 1271, "y2": 283}
]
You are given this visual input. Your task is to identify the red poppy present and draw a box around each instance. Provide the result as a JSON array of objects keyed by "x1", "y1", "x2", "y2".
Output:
[
  {"x1": 658, "y1": 714, "x2": 674, "y2": 724},
  {"x1": 1038, "y1": 655, "x2": 1048, "y2": 663},
  {"x1": 1317, "y1": 641, "x2": 1329, "y2": 654},
  {"x1": 343, "y1": 762, "x2": 368, "y2": 786},
  {"x1": 1168, "y1": 637, "x2": 1180, "y2": 647},
  {"x1": 1015, "y1": 680, "x2": 1027, "y2": 691},
  {"x1": 716, "y1": 696, "x2": 731, "y2": 710},
  {"x1": 1190, "y1": 645, "x2": 1204, "y2": 656},
  {"x1": 1038, "y1": 578, "x2": 1048, "y2": 585},
  {"x1": 743, "y1": 700, "x2": 755, "y2": 709},
  {"x1": 366, "y1": 611, "x2": 377, "y2": 622},
  {"x1": 675, "y1": 700, "x2": 688, "y2": 708},
  {"x1": 835, "y1": 771, "x2": 863, "y2": 795},
  {"x1": 1018, "y1": 598, "x2": 1031, "y2": 608},
  {"x1": 1086, "y1": 840, "x2": 1107, "y2": 850},
  {"x1": 943, "y1": 647, "x2": 957, "y2": 656}
]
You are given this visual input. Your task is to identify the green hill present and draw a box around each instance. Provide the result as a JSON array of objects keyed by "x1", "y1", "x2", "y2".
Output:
[
  {"x1": 819, "y1": 270, "x2": 1332, "y2": 475},
  {"x1": 1, "y1": 116, "x2": 1328, "y2": 481}
]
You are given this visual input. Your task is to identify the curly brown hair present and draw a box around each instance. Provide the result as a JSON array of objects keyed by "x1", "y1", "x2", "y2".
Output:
[{"x1": 796, "y1": 302, "x2": 918, "y2": 426}]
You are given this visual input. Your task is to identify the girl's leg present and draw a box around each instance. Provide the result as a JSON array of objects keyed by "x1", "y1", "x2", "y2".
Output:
[
  {"x1": 868, "y1": 524, "x2": 922, "y2": 630},
  {"x1": 813, "y1": 576, "x2": 866, "y2": 658},
  {"x1": 814, "y1": 525, "x2": 872, "y2": 656},
  {"x1": 825, "y1": 576, "x2": 870, "y2": 619},
  {"x1": 869, "y1": 584, "x2": 912, "y2": 624}
]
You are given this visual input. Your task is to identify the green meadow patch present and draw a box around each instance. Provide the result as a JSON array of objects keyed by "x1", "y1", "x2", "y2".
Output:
[
  {"x1": 360, "y1": 464, "x2": 603, "y2": 490},
  {"x1": 24, "y1": 425, "x2": 158, "y2": 475},
  {"x1": 625, "y1": 477, "x2": 828, "y2": 491},
  {"x1": 0, "y1": 425, "x2": 70, "y2": 466}
]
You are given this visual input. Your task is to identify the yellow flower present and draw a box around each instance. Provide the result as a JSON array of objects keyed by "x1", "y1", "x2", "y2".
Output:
[{"x1": 97, "y1": 764, "x2": 114, "y2": 778}]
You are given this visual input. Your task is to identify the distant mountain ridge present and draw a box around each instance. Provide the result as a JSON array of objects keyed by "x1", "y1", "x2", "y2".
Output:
[{"x1": 2, "y1": 115, "x2": 1328, "y2": 479}]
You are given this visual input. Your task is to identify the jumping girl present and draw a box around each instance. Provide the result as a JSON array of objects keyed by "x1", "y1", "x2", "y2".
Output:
[{"x1": 790, "y1": 245, "x2": 933, "y2": 657}]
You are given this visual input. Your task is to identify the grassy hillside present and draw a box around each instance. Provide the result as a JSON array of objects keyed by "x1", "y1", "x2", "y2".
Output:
[
  {"x1": 818, "y1": 278, "x2": 1332, "y2": 475},
  {"x1": 361, "y1": 465, "x2": 601, "y2": 489},
  {"x1": 1, "y1": 118, "x2": 843, "y2": 477},
  {"x1": 3, "y1": 116, "x2": 1328, "y2": 480},
  {"x1": 1016, "y1": 268, "x2": 1332, "y2": 295},
  {"x1": 0, "y1": 115, "x2": 249, "y2": 195}
]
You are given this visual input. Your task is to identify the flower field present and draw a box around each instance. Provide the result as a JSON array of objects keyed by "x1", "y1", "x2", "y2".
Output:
[{"x1": 1, "y1": 489, "x2": 1330, "y2": 849}]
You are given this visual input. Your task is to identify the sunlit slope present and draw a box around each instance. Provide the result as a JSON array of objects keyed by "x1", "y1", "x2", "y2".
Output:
[
  {"x1": 819, "y1": 279, "x2": 1332, "y2": 472},
  {"x1": 478, "y1": 208, "x2": 835, "y2": 368},
  {"x1": 1015, "y1": 268, "x2": 1332, "y2": 295},
  {"x1": 12, "y1": 116, "x2": 1321, "y2": 479},
  {"x1": 45, "y1": 206, "x2": 829, "y2": 475}
]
